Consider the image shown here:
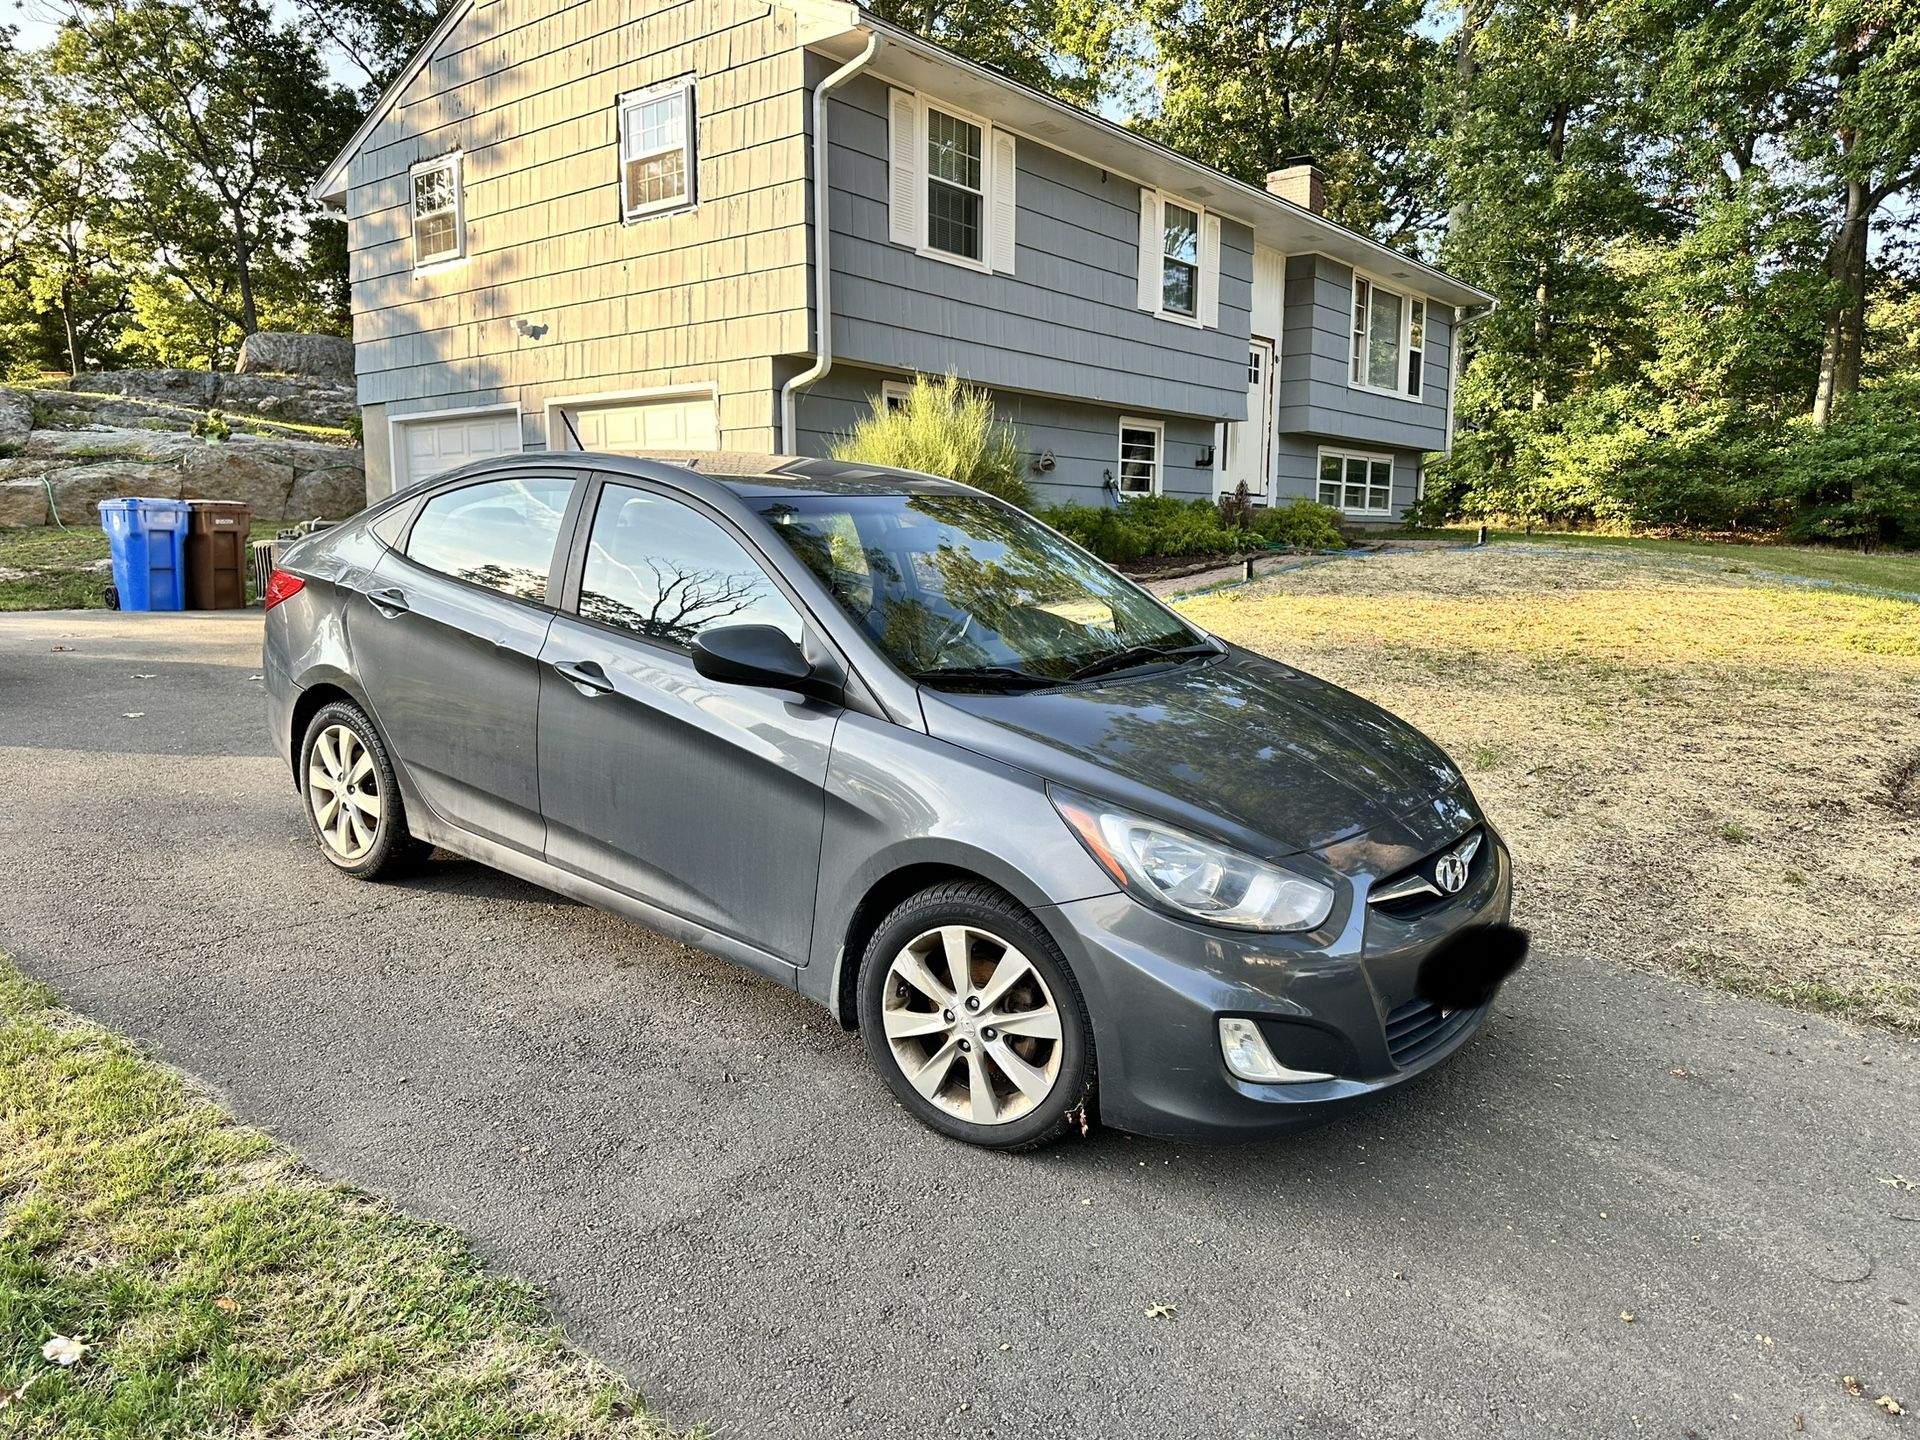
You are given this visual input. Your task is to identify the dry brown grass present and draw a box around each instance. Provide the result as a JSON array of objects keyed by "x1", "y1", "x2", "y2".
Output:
[{"x1": 1180, "y1": 545, "x2": 1920, "y2": 1030}]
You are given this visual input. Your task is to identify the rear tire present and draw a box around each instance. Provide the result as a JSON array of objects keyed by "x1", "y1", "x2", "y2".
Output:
[
  {"x1": 298, "y1": 700, "x2": 430, "y2": 881},
  {"x1": 858, "y1": 881, "x2": 1096, "y2": 1151}
]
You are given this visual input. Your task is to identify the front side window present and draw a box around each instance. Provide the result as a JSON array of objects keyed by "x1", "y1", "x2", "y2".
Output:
[
  {"x1": 1317, "y1": 451, "x2": 1393, "y2": 516},
  {"x1": 756, "y1": 492, "x2": 1203, "y2": 684},
  {"x1": 406, "y1": 475, "x2": 572, "y2": 600},
  {"x1": 578, "y1": 485, "x2": 800, "y2": 648},
  {"x1": 410, "y1": 156, "x2": 463, "y2": 268},
  {"x1": 1161, "y1": 202, "x2": 1199, "y2": 317},
  {"x1": 1118, "y1": 420, "x2": 1163, "y2": 497},
  {"x1": 620, "y1": 79, "x2": 694, "y2": 219},
  {"x1": 926, "y1": 107, "x2": 983, "y2": 261},
  {"x1": 1351, "y1": 276, "x2": 1424, "y2": 396}
]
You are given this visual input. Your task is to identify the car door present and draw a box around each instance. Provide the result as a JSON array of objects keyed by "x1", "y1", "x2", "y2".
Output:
[
  {"x1": 536, "y1": 477, "x2": 838, "y2": 965},
  {"x1": 348, "y1": 469, "x2": 582, "y2": 855}
]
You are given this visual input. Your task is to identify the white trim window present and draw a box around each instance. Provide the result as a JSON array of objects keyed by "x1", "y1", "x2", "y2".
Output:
[
  {"x1": 409, "y1": 154, "x2": 465, "y2": 270},
  {"x1": 879, "y1": 379, "x2": 913, "y2": 412},
  {"x1": 619, "y1": 77, "x2": 695, "y2": 220},
  {"x1": 1350, "y1": 275, "x2": 1428, "y2": 398},
  {"x1": 887, "y1": 91, "x2": 1016, "y2": 274},
  {"x1": 1136, "y1": 190, "x2": 1221, "y2": 327},
  {"x1": 1117, "y1": 418, "x2": 1165, "y2": 498},
  {"x1": 1317, "y1": 448, "x2": 1394, "y2": 517}
]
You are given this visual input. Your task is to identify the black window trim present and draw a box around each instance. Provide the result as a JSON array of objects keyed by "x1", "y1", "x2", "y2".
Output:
[{"x1": 392, "y1": 466, "x2": 593, "y2": 611}]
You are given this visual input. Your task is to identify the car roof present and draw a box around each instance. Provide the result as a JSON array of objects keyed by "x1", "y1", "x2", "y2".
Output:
[{"x1": 492, "y1": 450, "x2": 978, "y2": 501}]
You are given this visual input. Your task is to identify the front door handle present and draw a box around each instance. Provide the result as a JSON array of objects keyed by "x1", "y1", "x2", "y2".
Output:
[
  {"x1": 553, "y1": 658, "x2": 614, "y2": 695},
  {"x1": 366, "y1": 586, "x2": 410, "y2": 617}
]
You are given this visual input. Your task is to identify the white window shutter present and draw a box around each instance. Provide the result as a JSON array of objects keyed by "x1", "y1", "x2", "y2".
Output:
[
  {"x1": 888, "y1": 89, "x2": 920, "y2": 247},
  {"x1": 1136, "y1": 188, "x2": 1160, "y2": 311},
  {"x1": 1199, "y1": 213, "x2": 1222, "y2": 327},
  {"x1": 989, "y1": 130, "x2": 1017, "y2": 273}
]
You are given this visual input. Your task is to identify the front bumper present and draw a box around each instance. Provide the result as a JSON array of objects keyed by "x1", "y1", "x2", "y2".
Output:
[{"x1": 1047, "y1": 830, "x2": 1514, "y2": 1143}]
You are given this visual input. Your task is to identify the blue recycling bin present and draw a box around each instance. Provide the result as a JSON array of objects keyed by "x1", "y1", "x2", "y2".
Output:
[{"x1": 99, "y1": 498, "x2": 191, "y2": 611}]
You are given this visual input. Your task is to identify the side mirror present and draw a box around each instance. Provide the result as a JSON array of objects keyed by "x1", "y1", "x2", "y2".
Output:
[{"x1": 691, "y1": 624, "x2": 812, "y2": 689}]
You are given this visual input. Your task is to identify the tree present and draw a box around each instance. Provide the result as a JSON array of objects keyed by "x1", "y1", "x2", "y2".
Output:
[
  {"x1": 291, "y1": 0, "x2": 447, "y2": 95},
  {"x1": 50, "y1": 0, "x2": 355, "y2": 352},
  {"x1": 865, "y1": 0, "x2": 1123, "y2": 107},
  {"x1": 1136, "y1": 0, "x2": 1441, "y2": 243},
  {"x1": 0, "y1": 38, "x2": 133, "y2": 374}
]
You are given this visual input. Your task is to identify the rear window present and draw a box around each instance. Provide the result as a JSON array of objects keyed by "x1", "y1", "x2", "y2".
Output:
[{"x1": 406, "y1": 476, "x2": 572, "y2": 601}]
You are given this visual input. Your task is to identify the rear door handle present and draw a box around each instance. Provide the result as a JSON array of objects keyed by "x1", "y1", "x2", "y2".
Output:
[
  {"x1": 367, "y1": 586, "x2": 410, "y2": 616},
  {"x1": 553, "y1": 658, "x2": 614, "y2": 695}
]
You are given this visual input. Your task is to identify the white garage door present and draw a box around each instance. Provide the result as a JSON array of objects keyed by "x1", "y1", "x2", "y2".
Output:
[
  {"x1": 556, "y1": 396, "x2": 718, "y2": 455},
  {"x1": 396, "y1": 410, "x2": 522, "y2": 489}
]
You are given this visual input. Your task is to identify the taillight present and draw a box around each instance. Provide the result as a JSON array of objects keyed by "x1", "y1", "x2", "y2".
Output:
[{"x1": 263, "y1": 570, "x2": 305, "y2": 612}]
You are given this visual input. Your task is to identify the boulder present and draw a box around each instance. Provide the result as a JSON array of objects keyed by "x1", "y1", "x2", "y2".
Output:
[
  {"x1": 220, "y1": 372, "x2": 358, "y2": 427},
  {"x1": 288, "y1": 464, "x2": 366, "y2": 521},
  {"x1": 78, "y1": 369, "x2": 221, "y2": 409},
  {"x1": 0, "y1": 387, "x2": 34, "y2": 449},
  {"x1": 0, "y1": 479, "x2": 51, "y2": 527},
  {"x1": 0, "y1": 456, "x2": 80, "y2": 483},
  {"x1": 235, "y1": 331, "x2": 355, "y2": 383},
  {"x1": 22, "y1": 426, "x2": 197, "y2": 463},
  {"x1": 47, "y1": 462, "x2": 180, "y2": 523},
  {"x1": 179, "y1": 443, "x2": 296, "y2": 516}
]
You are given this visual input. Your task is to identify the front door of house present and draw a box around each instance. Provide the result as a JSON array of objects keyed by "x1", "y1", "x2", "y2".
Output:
[{"x1": 1220, "y1": 336, "x2": 1275, "y2": 499}]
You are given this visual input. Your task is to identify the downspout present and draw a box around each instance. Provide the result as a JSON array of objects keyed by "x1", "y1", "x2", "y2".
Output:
[{"x1": 780, "y1": 33, "x2": 879, "y2": 455}]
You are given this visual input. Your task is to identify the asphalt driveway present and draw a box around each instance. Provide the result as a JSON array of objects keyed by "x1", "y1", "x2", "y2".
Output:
[{"x1": 2, "y1": 610, "x2": 1915, "y2": 1438}]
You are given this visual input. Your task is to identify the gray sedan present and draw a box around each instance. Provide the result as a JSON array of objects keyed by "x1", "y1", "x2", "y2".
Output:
[{"x1": 263, "y1": 454, "x2": 1518, "y2": 1149}]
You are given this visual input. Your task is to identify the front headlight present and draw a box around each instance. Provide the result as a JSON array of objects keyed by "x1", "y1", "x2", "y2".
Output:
[{"x1": 1051, "y1": 791, "x2": 1335, "y2": 932}]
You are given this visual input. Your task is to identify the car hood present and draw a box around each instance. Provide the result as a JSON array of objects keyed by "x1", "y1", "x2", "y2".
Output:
[{"x1": 918, "y1": 645, "x2": 1479, "y2": 861}]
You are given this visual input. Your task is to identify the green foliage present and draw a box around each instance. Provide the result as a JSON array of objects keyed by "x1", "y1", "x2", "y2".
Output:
[
  {"x1": 1250, "y1": 499, "x2": 1346, "y2": 551},
  {"x1": 1774, "y1": 376, "x2": 1920, "y2": 546},
  {"x1": 864, "y1": 0, "x2": 1120, "y2": 108},
  {"x1": 1040, "y1": 495, "x2": 1345, "y2": 563},
  {"x1": 829, "y1": 375, "x2": 1036, "y2": 510},
  {"x1": 192, "y1": 409, "x2": 232, "y2": 443}
]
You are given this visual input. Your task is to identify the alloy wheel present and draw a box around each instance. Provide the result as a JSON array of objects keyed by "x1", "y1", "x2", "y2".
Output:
[
  {"x1": 881, "y1": 925, "x2": 1064, "y2": 1125},
  {"x1": 308, "y1": 722, "x2": 382, "y2": 862}
]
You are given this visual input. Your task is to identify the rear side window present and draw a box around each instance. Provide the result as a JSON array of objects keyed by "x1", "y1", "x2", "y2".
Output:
[
  {"x1": 577, "y1": 484, "x2": 801, "y2": 648},
  {"x1": 406, "y1": 476, "x2": 573, "y2": 601}
]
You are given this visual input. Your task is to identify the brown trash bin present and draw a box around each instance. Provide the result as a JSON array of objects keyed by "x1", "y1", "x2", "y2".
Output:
[{"x1": 185, "y1": 501, "x2": 252, "y2": 609}]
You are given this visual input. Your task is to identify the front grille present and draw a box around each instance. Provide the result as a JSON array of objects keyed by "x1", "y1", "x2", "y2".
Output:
[
  {"x1": 1369, "y1": 827, "x2": 1484, "y2": 919},
  {"x1": 1384, "y1": 997, "x2": 1473, "y2": 1068}
]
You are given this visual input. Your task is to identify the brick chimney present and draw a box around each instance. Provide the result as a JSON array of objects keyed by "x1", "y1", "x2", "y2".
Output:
[{"x1": 1265, "y1": 155, "x2": 1326, "y2": 215}]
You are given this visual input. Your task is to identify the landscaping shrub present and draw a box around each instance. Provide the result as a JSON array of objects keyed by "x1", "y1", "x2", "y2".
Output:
[
  {"x1": 830, "y1": 374, "x2": 1034, "y2": 509},
  {"x1": 1250, "y1": 499, "x2": 1345, "y2": 551},
  {"x1": 1039, "y1": 494, "x2": 1345, "y2": 564}
]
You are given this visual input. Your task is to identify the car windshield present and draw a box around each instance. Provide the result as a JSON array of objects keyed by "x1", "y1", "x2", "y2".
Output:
[{"x1": 753, "y1": 491, "x2": 1208, "y2": 686}]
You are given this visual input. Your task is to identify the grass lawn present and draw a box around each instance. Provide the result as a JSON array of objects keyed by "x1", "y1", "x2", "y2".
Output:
[
  {"x1": 0, "y1": 958, "x2": 690, "y2": 1438},
  {"x1": 0, "y1": 521, "x2": 283, "y2": 612},
  {"x1": 1385, "y1": 526, "x2": 1920, "y2": 596},
  {"x1": 1180, "y1": 542, "x2": 1920, "y2": 1031}
]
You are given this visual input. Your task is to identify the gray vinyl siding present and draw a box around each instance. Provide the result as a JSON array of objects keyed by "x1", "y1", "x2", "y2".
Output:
[
  {"x1": 1276, "y1": 253, "x2": 1452, "y2": 455},
  {"x1": 1273, "y1": 434, "x2": 1424, "y2": 522},
  {"x1": 817, "y1": 69, "x2": 1255, "y2": 422},
  {"x1": 792, "y1": 365, "x2": 1219, "y2": 506},
  {"x1": 341, "y1": 0, "x2": 812, "y2": 489}
]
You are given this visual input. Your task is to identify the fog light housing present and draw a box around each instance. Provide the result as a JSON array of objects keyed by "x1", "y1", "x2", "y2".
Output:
[{"x1": 1218, "y1": 1018, "x2": 1335, "y2": 1084}]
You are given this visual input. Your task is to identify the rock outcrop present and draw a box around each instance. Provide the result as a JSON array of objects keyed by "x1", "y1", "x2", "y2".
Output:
[
  {"x1": 234, "y1": 331, "x2": 356, "y2": 383},
  {"x1": 0, "y1": 379, "x2": 365, "y2": 527},
  {"x1": 73, "y1": 368, "x2": 356, "y2": 428}
]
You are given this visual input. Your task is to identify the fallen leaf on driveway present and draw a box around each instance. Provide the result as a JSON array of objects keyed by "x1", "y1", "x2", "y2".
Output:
[
  {"x1": 1879, "y1": 1396, "x2": 1905, "y2": 1415},
  {"x1": 1619, "y1": 1311, "x2": 1636, "y2": 1322},
  {"x1": 50, "y1": 645, "x2": 73, "y2": 652},
  {"x1": 133, "y1": 673, "x2": 155, "y2": 679},
  {"x1": 248, "y1": 674, "x2": 263, "y2": 681},
  {"x1": 1145, "y1": 1303, "x2": 1177, "y2": 1320},
  {"x1": 121, "y1": 712, "x2": 144, "y2": 718},
  {"x1": 42, "y1": 1336, "x2": 86, "y2": 1366},
  {"x1": 1880, "y1": 1175, "x2": 1916, "y2": 1192},
  {"x1": 1843, "y1": 1375, "x2": 1864, "y2": 1397}
]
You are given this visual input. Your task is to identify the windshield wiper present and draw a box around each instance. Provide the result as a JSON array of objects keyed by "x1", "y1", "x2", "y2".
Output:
[
  {"x1": 1066, "y1": 640, "x2": 1219, "y2": 683},
  {"x1": 911, "y1": 664, "x2": 1059, "y2": 692}
]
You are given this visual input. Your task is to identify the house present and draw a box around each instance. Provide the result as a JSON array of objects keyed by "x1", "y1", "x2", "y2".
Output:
[{"x1": 311, "y1": 0, "x2": 1495, "y2": 522}]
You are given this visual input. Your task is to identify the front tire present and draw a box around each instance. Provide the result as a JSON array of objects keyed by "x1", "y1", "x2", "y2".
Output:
[
  {"x1": 858, "y1": 881, "x2": 1096, "y2": 1151},
  {"x1": 298, "y1": 700, "x2": 430, "y2": 881}
]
